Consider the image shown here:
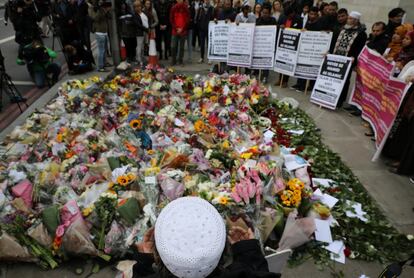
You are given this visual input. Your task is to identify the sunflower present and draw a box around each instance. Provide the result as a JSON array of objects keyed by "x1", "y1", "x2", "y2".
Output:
[
  {"x1": 129, "y1": 119, "x2": 143, "y2": 130},
  {"x1": 194, "y1": 120, "x2": 205, "y2": 133},
  {"x1": 126, "y1": 173, "x2": 136, "y2": 182},
  {"x1": 117, "y1": 175, "x2": 129, "y2": 186}
]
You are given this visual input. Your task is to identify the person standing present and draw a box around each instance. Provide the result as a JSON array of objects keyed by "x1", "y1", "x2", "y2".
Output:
[
  {"x1": 133, "y1": 1, "x2": 149, "y2": 65},
  {"x1": 366, "y1": 22, "x2": 390, "y2": 55},
  {"x1": 235, "y1": 3, "x2": 256, "y2": 24},
  {"x1": 291, "y1": 6, "x2": 321, "y2": 91},
  {"x1": 253, "y1": 3, "x2": 262, "y2": 19},
  {"x1": 14, "y1": 0, "x2": 42, "y2": 52},
  {"x1": 35, "y1": 0, "x2": 52, "y2": 38},
  {"x1": 170, "y1": 0, "x2": 190, "y2": 66},
  {"x1": 192, "y1": 0, "x2": 202, "y2": 49},
  {"x1": 217, "y1": 0, "x2": 236, "y2": 22},
  {"x1": 154, "y1": 0, "x2": 173, "y2": 60},
  {"x1": 89, "y1": 0, "x2": 112, "y2": 71},
  {"x1": 186, "y1": 0, "x2": 195, "y2": 63},
  {"x1": 119, "y1": 1, "x2": 137, "y2": 63},
  {"x1": 75, "y1": 0, "x2": 92, "y2": 50},
  {"x1": 196, "y1": 0, "x2": 214, "y2": 63},
  {"x1": 271, "y1": 0, "x2": 283, "y2": 22},
  {"x1": 385, "y1": 7, "x2": 405, "y2": 38},
  {"x1": 256, "y1": 3, "x2": 277, "y2": 84},
  {"x1": 274, "y1": 4, "x2": 303, "y2": 87},
  {"x1": 332, "y1": 11, "x2": 367, "y2": 108}
]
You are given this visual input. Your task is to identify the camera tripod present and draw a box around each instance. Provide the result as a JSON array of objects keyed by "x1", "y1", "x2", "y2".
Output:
[{"x1": 0, "y1": 69, "x2": 28, "y2": 113}]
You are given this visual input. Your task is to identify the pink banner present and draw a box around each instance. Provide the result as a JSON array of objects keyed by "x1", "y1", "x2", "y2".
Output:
[{"x1": 349, "y1": 47, "x2": 409, "y2": 160}]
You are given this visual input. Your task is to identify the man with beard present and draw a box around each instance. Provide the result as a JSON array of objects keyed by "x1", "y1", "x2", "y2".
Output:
[
  {"x1": 367, "y1": 22, "x2": 389, "y2": 55},
  {"x1": 385, "y1": 8, "x2": 405, "y2": 38},
  {"x1": 332, "y1": 11, "x2": 367, "y2": 108}
]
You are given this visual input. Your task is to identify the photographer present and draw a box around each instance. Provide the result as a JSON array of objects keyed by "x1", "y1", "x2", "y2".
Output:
[
  {"x1": 14, "y1": 0, "x2": 42, "y2": 48},
  {"x1": 89, "y1": 0, "x2": 112, "y2": 72},
  {"x1": 16, "y1": 40, "x2": 61, "y2": 88},
  {"x1": 64, "y1": 41, "x2": 95, "y2": 74}
]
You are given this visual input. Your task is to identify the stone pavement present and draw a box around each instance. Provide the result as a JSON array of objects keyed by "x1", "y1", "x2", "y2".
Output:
[{"x1": 1, "y1": 62, "x2": 413, "y2": 277}]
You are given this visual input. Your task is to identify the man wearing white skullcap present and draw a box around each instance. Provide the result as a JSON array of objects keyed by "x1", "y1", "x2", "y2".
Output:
[
  {"x1": 131, "y1": 197, "x2": 280, "y2": 277},
  {"x1": 332, "y1": 10, "x2": 367, "y2": 108}
]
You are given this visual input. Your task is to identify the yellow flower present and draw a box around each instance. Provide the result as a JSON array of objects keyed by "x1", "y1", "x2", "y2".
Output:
[
  {"x1": 147, "y1": 149, "x2": 155, "y2": 155},
  {"x1": 126, "y1": 173, "x2": 136, "y2": 182},
  {"x1": 194, "y1": 120, "x2": 205, "y2": 133},
  {"x1": 56, "y1": 133, "x2": 63, "y2": 143},
  {"x1": 280, "y1": 193, "x2": 288, "y2": 201},
  {"x1": 218, "y1": 196, "x2": 229, "y2": 205},
  {"x1": 293, "y1": 190, "x2": 301, "y2": 197},
  {"x1": 82, "y1": 206, "x2": 94, "y2": 217},
  {"x1": 282, "y1": 200, "x2": 291, "y2": 206},
  {"x1": 225, "y1": 97, "x2": 232, "y2": 105},
  {"x1": 145, "y1": 166, "x2": 161, "y2": 175},
  {"x1": 193, "y1": 86, "x2": 203, "y2": 98},
  {"x1": 129, "y1": 119, "x2": 142, "y2": 130},
  {"x1": 210, "y1": 95, "x2": 218, "y2": 103},
  {"x1": 117, "y1": 175, "x2": 129, "y2": 186},
  {"x1": 222, "y1": 140, "x2": 230, "y2": 149},
  {"x1": 108, "y1": 182, "x2": 114, "y2": 189},
  {"x1": 240, "y1": 152, "x2": 253, "y2": 160}
]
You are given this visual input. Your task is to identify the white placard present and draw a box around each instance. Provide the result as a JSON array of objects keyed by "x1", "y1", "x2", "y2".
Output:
[
  {"x1": 227, "y1": 23, "x2": 255, "y2": 67},
  {"x1": 294, "y1": 31, "x2": 333, "y2": 80},
  {"x1": 207, "y1": 21, "x2": 230, "y2": 61},
  {"x1": 310, "y1": 54, "x2": 353, "y2": 110},
  {"x1": 274, "y1": 28, "x2": 302, "y2": 76},
  {"x1": 251, "y1": 25, "x2": 277, "y2": 69}
]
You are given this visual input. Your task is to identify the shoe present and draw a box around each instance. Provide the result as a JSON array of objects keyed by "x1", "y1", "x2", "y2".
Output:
[
  {"x1": 105, "y1": 62, "x2": 113, "y2": 67},
  {"x1": 198, "y1": 58, "x2": 204, "y2": 63},
  {"x1": 281, "y1": 83, "x2": 288, "y2": 88},
  {"x1": 98, "y1": 68, "x2": 109, "y2": 72},
  {"x1": 343, "y1": 104, "x2": 357, "y2": 111},
  {"x1": 262, "y1": 77, "x2": 268, "y2": 84},
  {"x1": 295, "y1": 87, "x2": 305, "y2": 93},
  {"x1": 290, "y1": 84, "x2": 300, "y2": 90},
  {"x1": 409, "y1": 177, "x2": 414, "y2": 184},
  {"x1": 364, "y1": 131, "x2": 374, "y2": 137},
  {"x1": 350, "y1": 110, "x2": 362, "y2": 116},
  {"x1": 385, "y1": 160, "x2": 400, "y2": 167}
]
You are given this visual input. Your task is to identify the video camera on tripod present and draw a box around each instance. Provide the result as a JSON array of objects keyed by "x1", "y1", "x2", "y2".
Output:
[{"x1": 0, "y1": 48, "x2": 28, "y2": 112}]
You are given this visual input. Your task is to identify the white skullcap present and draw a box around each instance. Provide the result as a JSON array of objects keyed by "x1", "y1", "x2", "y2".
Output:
[
  {"x1": 242, "y1": 0, "x2": 250, "y2": 7},
  {"x1": 155, "y1": 197, "x2": 226, "y2": 278},
  {"x1": 349, "y1": 11, "x2": 362, "y2": 20}
]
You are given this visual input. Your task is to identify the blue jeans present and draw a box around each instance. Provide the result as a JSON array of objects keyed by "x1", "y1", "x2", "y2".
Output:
[
  {"x1": 95, "y1": 33, "x2": 108, "y2": 70},
  {"x1": 32, "y1": 63, "x2": 61, "y2": 88}
]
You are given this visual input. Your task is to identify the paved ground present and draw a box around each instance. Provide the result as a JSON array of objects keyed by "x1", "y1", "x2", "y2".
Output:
[{"x1": 1, "y1": 55, "x2": 413, "y2": 277}]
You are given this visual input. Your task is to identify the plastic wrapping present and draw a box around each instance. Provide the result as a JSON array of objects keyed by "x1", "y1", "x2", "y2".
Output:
[
  {"x1": 0, "y1": 232, "x2": 37, "y2": 262},
  {"x1": 62, "y1": 217, "x2": 98, "y2": 256},
  {"x1": 277, "y1": 210, "x2": 315, "y2": 251}
]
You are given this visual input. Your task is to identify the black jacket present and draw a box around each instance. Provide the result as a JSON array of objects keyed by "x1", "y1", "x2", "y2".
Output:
[
  {"x1": 14, "y1": 4, "x2": 42, "y2": 45},
  {"x1": 367, "y1": 32, "x2": 390, "y2": 55},
  {"x1": 305, "y1": 19, "x2": 322, "y2": 31},
  {"x1": 133, "y1": 13, "x2": 149, "y2": 37},
  {"x1": 154, "y1": 0, "x2": 173, "y2": 27},
  {"x1": 217, "y1": 8, "x2": 236, "y2": 22},
  {"x1": 196, "y1": 6, "x2": 214, "y2": 32},
  {"x1": 256, "y1": 16, "x2": 277, "y2": 26},
  {"x1": 131, "y1": 239, "x2": 280, "y2": 278}
]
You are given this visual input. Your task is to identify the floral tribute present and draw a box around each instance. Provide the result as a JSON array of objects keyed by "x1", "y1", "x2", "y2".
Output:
[{"x1": 0, "y1": 67, "x2": 412, "y2": 272}]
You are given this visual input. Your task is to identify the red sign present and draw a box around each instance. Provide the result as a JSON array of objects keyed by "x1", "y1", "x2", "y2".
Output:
[{"x1": 349, "y1": 47, "x2": 410, "y2": 160}]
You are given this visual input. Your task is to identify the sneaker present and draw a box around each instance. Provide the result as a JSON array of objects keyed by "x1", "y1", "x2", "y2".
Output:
[
  {"x1": 262, "y1": 77, "x2": 268, "y2": 84},
  {"x1": 98, "y1": 68, "x2": 109, "y2": 72},
  {"x1": 409, "y1": 177, "x2": 414, "y2": 184},
  {"x1": 198, "y1": 58, "x2": 204, "y2": 63}
]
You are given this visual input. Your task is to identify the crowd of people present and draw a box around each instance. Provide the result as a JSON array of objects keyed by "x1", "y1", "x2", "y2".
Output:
[{"x1": 3, "y1": 0, "x2": 414, "y2": 180}]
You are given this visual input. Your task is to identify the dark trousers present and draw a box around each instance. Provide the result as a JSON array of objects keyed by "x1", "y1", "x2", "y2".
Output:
[
  {"x1": 77, "y1": 25, "x2": 91, "y2": 50},
  {"x1": 156, "y1": 28, "x2": 171, "y2": 58},
  {"x1": 192, "y1": 24, "x2": 200, "y2": 47},
  {"x1": 172, "y1": 35, "x2": 185, "y2": 63},
  {"x1": 123, "y1": 37, "x2": 137, "y2": 62},
  {"x1": 199, "y1": 30, "x2": 208, "y2": 59},
  {"x1": 338, "y1": 68, "x2": 353, "y2": 108}
]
